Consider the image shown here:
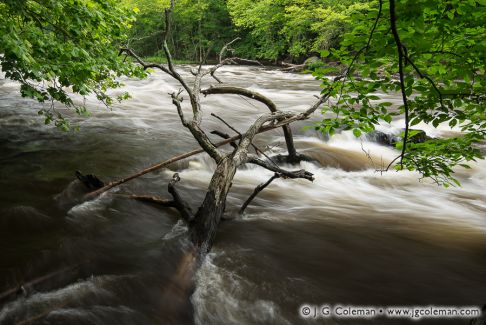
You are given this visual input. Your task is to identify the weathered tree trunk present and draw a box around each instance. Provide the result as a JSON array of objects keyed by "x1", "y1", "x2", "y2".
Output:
[
  {"x1": 9, "y1": 3, "x2": 334, "y2": 324},
  {"x1": 190, "y1": 156, "x2": 237, "y2": 253},
  {"x1": 118, "y1": 0, "x2": 329, "y2": 257}
]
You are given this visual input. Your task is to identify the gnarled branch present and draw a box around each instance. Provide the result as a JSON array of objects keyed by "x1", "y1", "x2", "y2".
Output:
[
  {"x1": 202, "y1": 85, "x2": 299, "y2": 161},
  {"x1": 168, "y1": 173, "x2": 194, "y2": 222},
  {"x1": 202, "y1": 86, "x2": 277, "y2": 111},
  {"x1": 247, "y1": 156, "x2": 314, "y2": 181},
  {"x1": 118, "y1": 173, "x2": 193, "y2": 223},
  {"x1": 84, "y1": 104, "x2": 326, "y2": 201}
]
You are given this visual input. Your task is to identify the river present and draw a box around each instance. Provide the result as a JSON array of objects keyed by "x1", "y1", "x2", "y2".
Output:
[{"x1": 0, "y1": 66, "x2": 485, "y2": 324}]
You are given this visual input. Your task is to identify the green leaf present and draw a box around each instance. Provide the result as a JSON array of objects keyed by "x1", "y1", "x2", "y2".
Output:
[{"x1": 320, "y1": 49, "x2": 330, "y2": 58}]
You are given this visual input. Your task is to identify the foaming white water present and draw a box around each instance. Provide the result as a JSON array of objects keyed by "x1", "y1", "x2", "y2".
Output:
[
  {"x1": 378, "y1": 117, "x2": 465, "y2": 138},
  {"x1": 163, "y1": 219, "x2": 189, "y2": 241},
  {"x1": 2, "y1": 65, "x2": 486, "y2": 325},
  {"x1": 192, "y1": 251, "x2": 291, "y2": 325},
  {"x1": 173, "y1": 129, "x2": 485, "y2": 230},
  {"x1": 46, "y1": 305, "x2": 140, "y2": 324},
  {"x1": 5, "y1": 63, "x2": 483, "y2": 230},
  {"x1": 233, "y1": 161, "x2": 485, "y2": 227},
  {"x1": 66, "y1": 192, "x2": 114, "y2": 226}
]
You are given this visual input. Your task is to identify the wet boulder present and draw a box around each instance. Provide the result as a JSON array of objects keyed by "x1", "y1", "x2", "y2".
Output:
[
  {"x1": 368, "y1": 129, "x2": 431, "y2": 147},
  {"x1": 304, "y1": 56, "x2": 322, "y2": 68},
  {"x1": 367, "y1": 131, "x2": 395, "y2": 146}
]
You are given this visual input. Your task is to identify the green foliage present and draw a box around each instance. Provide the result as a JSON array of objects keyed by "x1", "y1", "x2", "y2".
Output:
[
  {"x1": 227, "y1": 0, "x2": 370, "y2": 61},
  {"x1": 0, "y1": 0, "x2": 146, "y2": 130},
  {"x1": 124, "y1": 0, "x2": 237, "y2": 61},
  {"x1": 122, "y1": 0, "x2": 370, "y2": 62},
  {"x1": 314, "y1": 0, "x2": 486, "y2": 186}
]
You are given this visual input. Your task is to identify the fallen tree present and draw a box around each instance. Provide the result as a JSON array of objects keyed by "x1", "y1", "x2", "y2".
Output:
[{"x1": 103, "y1": 1, "x2": 330, "y2": 257}]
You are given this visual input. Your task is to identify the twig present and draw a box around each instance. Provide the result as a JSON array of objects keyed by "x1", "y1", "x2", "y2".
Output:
[
  {"x1": 389, "y1": 0, "x2": 409, "y2": 168},
  {"x1": 211, "y1": 112, "x2": 242, "y2": 138},
  {"x1": 210, "y1": 130, "x2": 238, "y2": 149},
  {"x1": 210, "y1": 113, "x2": 278, "y2": 166},
  {"x1": 239, "y1": 173, "x2": 280, "y2": 215},
  {"x1": 219, "y1": 37, "x2": 240, "y2": 63}
]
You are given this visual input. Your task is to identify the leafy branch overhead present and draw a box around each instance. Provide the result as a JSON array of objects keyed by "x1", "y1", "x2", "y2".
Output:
[
  {"x1": 314, "y1": 0, "x2": 486, "y2": 186},
  {"x1": 0, "y1": 0, "x2": 146, "y2": 130},
  {"x1": 1, "y1": 0, "x2": 485, "y2": 187}
]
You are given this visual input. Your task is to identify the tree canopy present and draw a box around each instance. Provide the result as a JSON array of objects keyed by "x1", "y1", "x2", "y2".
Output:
[
  {"x1": 0, "y1": 0, "x2": 145, "y2": 129},
  {"x1": 227, "y1": 0, "x2": 370, "y2": 60},
  {"x1": 314, "y1": 0, "x2": 486, "y2": 185},
  {"x1": 122, "y1": 0, "x2": 236, "y2": 61},
  {"x1": 122, "y1": 0, "x2": 368, "y2": 61},
  {"x1": 1, "y1": 0, "x2": 484, "y2": 185}
]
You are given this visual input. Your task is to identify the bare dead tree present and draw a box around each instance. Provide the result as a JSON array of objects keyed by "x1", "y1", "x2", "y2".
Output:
[
  {"x1": 9, "y1": 4, "x2": 334, "y2": 324},
  {"x1": 115, "y1": 0, "x2": 330, "y2": 255}
]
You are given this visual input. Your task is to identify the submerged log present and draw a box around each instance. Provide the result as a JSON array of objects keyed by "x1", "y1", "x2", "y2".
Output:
[{"x1": 75, "y1": 171, "x2": 104, "y2": 190}]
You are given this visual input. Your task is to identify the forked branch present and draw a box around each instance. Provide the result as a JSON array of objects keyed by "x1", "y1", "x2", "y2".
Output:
[
  {"x1": 119, "y1": 173, "x2": 193, "y2": 223},
  {"x1": 85, "y1": 85, "x2": 329, "y2": 198},
  {"x1": 202, "y1": 85, "x2": 300, "y2": 161}
]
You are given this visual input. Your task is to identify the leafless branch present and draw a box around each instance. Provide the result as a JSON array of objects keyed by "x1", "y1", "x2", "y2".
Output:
[
  {"x1": 219, "y1": 37, "x2": 240, "y2": 63},
  {"x1": 202, "y1": 86, "x2": 301, "y2": 160},
  {"x1": 247, "y1": 156, "x2": 314, "y2": 181},
  {"x1": 202, "y1": 86, "x2": 277, "y2": 112},
  {"x1": 167, "y1": 173, "x2": 194, "y2": 222},
  {"x1": 239, "y1": 173, "x2": 280, "y2": 215}
]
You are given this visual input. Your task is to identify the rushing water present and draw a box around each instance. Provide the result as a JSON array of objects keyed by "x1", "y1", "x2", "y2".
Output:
[{"x1": 0, "y1": 66, "x2": 485, "y2": 325}]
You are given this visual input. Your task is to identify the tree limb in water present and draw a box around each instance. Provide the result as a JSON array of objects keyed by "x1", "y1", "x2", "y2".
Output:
[
  {"x1": 117, "y1": 194, "x2": 175, "y2": 206},
  {"x1": 167, "y1": 173, "x2": 194, "y2": 222},
  {"x1": 114, "y1": 1, "x2": 329, "y2": 253},
  {"x1": 84, "y1": 107, "x2": 325, "y2": 201},
  {"x1": 239, "y1": 173, "x2": 280, "y2": 215},
  {"x1": 114, "y1": 174, "x2": 194, "y2": 222},
  {"x1": 248, "y1": 156, "x2": 314, "y2": 181}
]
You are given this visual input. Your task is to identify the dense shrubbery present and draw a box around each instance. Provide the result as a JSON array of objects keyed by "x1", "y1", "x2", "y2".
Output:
[
  {"x1": 123, "y1": 0, "x2": 236, "y2": 61},
  {"x1": 122, "y1": 0, "x2": 368, "y2": 62}
]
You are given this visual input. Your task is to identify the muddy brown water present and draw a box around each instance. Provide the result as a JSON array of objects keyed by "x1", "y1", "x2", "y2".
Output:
[{"x1": 0, "y1": 66, "x2": 485, "y2": 325}]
